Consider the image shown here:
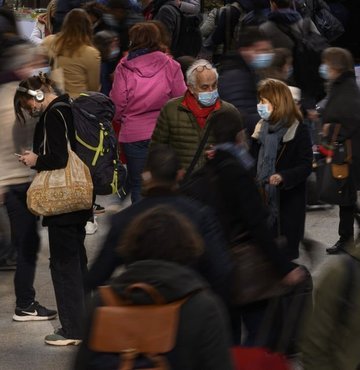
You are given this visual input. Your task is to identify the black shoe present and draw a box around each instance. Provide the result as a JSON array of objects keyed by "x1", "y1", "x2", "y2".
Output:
[
  {"x1": 13, "y1": 301, "x2": 57, "y2": 322},
  {"x1": 326, "y1": 240, "x2": 347, "y2": 255}
]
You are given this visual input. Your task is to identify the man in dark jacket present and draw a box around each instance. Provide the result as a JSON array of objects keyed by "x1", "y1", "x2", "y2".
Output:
[
  {"x1": 218, "y1": 27, "x2": 274, "y2": 135},
  {"x1": 319, "y1": 48, "x2": 360, "y2": 254},
  {"x1": 85, "y1": 145, "x2": 233, "y2": 300}
]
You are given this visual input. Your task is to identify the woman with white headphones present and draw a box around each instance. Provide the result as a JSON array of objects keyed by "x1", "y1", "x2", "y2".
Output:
[{"x1": 14, "y1": 74, "x2": 92, "y2": 346}]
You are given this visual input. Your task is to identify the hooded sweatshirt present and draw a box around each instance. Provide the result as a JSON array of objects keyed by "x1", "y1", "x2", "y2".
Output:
[
  {"x1": 110, "y1": 51, "x2": 186, "y2": 143},
  {"x1": 75, "y1": 260, "x2": 234, "y2": 370}
]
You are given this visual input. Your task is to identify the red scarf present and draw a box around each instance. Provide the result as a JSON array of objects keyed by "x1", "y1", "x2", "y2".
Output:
[{"x1": 182, "y1": 91, "x2": 221, "y2": 129}]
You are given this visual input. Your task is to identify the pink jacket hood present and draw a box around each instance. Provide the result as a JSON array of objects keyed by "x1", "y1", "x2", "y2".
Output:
[{"x1": 121, "y1": 51, "x2": 173, "y2": 78}]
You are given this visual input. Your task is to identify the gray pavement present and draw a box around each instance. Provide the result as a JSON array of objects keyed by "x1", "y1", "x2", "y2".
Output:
[{"x1": 0, "y1": 196, "x2": 346, "y2": 370}]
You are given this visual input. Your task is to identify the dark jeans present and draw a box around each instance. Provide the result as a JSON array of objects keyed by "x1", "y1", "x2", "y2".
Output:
[
  {"x1": 339, "y1": 204, "x2": 355, "y2": 241},
  {"x1": 122, "y1": 140, "x2": 150, "y2": 203},
  {"x1": 4, "y1": 183, "x2": 40, "y2": 308},
  {"x1": 48, "y1": 223, "x2": 87, "y2": 339}
]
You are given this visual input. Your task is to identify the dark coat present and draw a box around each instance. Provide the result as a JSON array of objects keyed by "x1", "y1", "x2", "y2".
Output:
[
  {"x1": 254, "y1": 121, "x2": 313, "y2": 260},
  {"x1": 182, "y1": 149, "x2": 296, "y2": 276},
  {"x1": 218, "y1": 53, "x2": 260, "y2": 134},
  {"x1": 32, "y1": 94, "x2": 92, "y2": 226},
  {"x1": 85, "y1": 189, "x2": 234, "y2": 300},
  {"x1": 75, "y1": 260, "x2": 234, "y2": 370},
  {"x1": 322, "y1": 71, "x2": 360, "y2": 189}
]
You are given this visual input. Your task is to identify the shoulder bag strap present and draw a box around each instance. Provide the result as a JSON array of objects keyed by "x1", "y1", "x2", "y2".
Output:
[{"x1": 184, "y1": 118, "x2": 214, "y2": 180}]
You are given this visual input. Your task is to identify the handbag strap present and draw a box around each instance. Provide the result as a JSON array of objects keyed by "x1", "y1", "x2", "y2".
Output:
[{"x1": 184, "y1": 117, "x2": 214, "y2": 180}]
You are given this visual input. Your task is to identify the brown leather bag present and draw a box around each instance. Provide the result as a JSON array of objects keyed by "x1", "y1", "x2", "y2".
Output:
[{"x1": 88, "y1": 283, "x2": 193, "y2": 370}]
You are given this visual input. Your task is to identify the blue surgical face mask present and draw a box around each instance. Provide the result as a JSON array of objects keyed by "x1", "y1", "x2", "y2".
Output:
[
  {"x1": 109, "y1": 48, "x2": 120, "y2": 60},
  {"x1": 250, "y1": 53, "x2": 274, "y2": 69},
  {"x1": 198, "y1": 89, "x2": 219, "y2": 107},
  {"x1": 319, "y1": 64, "x2": 329, "y2": 80},
  {"x1": 257, "y1": 103, "x2": 271, "y2": 120}
]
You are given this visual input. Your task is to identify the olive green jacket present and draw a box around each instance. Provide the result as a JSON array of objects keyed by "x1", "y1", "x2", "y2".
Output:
[
  {"x1": 300, "y1": 247, "x2": 360, "y2": 370},
  {"x1": 151, "y1": 96, "x2": 239, "y2": 171}
]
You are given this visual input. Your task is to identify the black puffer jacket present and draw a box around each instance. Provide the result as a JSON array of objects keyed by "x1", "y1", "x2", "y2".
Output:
[{"x1": 75, "y1": 260, "x2": 234, "y2": 370}]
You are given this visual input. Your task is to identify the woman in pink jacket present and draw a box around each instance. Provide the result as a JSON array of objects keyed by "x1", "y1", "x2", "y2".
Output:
[{"x1": 110, "y1": 22, "x2": 186, "y2": 203}]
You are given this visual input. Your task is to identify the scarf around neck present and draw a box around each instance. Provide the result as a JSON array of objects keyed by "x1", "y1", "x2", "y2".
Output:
[
  {"x1": 256, "y1": 120, "x2": 287, "y2": 227},
  {"x1": 182, "y1": 91, "x2": 220, "y2": 129}
]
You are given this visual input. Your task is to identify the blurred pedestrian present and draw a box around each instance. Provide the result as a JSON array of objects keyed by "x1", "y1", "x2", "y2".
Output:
[
  {"x1": 76, "y1": 205, "x2": 234, "y2": 370},
  {"x1": 300, "y1": 246, "x2": 360, "y2": 370},
  {"x1": 0, "y1": 41, "x2": 57, "y2": 320},
  {"x1": 14, "y1": 74, "x2": 93, "y2": 345},
  {"x1": 218, "y1": 27, "x2": 274, "y2": 135},
  {"x1": 85, "y1": 144, "x2": 233, "y2": 302},
  {"x1": 110, "y1": 22, "x2": 186, "y2": 203}
]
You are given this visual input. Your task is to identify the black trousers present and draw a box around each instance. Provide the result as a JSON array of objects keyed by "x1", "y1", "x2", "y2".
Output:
[
  {"x1": 339, "y1": 204, "x2": 355, "y2": 241},
  {"x1": 48, "y1": 223, "x2": 87, "y2": 339},
  {"x1": 5, "y1": 183, "x2": 40, "y2": 308}
]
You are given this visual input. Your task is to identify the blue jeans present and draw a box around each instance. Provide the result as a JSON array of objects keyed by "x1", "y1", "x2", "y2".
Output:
[
  {"x1": 5, "y1": 183, "x2": 40, "y2": 308},
  {"x1": 122, "y1": 140, "x2": 150, "y2": 203}
]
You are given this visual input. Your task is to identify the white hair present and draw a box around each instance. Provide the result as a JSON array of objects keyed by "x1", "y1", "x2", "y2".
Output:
[{"x1": 186, "y1": 59, "x2": 218, "y2": 87}]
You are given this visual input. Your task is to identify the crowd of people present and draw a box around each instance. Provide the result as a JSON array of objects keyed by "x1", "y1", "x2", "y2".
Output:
[{"x1": 1, "y1": 0, "x2": 360, "y2": 369}]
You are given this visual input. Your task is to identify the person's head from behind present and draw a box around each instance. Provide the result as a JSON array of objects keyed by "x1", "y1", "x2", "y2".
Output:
[
  {"x1": 186, "y1": 59, "x2": 219, "y2": 107},
  {"x1": 270, "y1": 0, "x2": 291, "y2": 10},
  {"x1": 82, "y1": 1, "x2": 107, "y2": 26},
  {"x1": 265, "y1": 47, "x2": 293, "y2": 81},
  {"x1": 128, "y1": 22, "x2": 167, "y2": 53},
  {"x1": 257, "y1": 78, "x2": 302, "y2": 126},
  {"x1": 14, "y1": 74, "x2": 58, "y2": 122},
  {"x1": 237, "y1": 27, "x2": 274, "y2": 70},
  {"x1": 320, "y1": 47, "x2": 354, "y2": 81},
  {"x1": 54, "y1": 9, "x2": 93, "y2": 56},
  {"x1": 93, "y1": 30, "x2": 119, "y2": 61},
  {"x1": 148, "y1": 20, "x2": 171, "y2": 53},
  {"x1": 142, "y1": 145, "x2": 183, "y2": 192},
  {"x1": 210, "y1": 109, "x2": 245, "y2": 145},
  {"x1": 118, "y1": 205, "x2": 204, "y2": 265}
]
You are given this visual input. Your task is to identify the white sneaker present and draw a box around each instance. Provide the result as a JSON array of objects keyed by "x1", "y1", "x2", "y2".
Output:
[{"x1": 85, "y1": 218, "x2": 98, "y2": 235}]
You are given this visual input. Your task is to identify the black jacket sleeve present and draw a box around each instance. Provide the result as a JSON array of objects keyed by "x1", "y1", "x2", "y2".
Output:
[{"x1": 34, "y1": 108, "x2": 70, "y2": 171}]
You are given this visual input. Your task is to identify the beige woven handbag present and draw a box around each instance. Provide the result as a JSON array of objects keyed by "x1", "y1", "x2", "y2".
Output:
[{"x1": 27, "y1": 110, "x2": 93, "y2": 216}]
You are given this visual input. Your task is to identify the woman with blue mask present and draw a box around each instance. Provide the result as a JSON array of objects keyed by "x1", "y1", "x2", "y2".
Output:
[
  {"x1": 252, "y1": 78, "x2": 313, "y2": 261},
  {"x1": 318, "y1": 47, "x2": 360, "y2": 255}
]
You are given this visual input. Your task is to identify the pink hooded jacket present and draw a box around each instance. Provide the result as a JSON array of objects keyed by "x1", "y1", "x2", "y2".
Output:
[{"x1": 110, "y1": 51, "x2": 187, "y2": 143}]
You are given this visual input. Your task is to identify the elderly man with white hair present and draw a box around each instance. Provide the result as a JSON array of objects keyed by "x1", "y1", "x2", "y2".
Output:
[{"x1": 151, "y1": 59, "x2": 239, "y2": 172}]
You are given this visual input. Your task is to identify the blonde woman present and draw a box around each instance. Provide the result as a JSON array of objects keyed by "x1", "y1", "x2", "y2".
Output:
[
  {"x1": 30, "y1": 0, "x2": 56, "y2": 45},
  {"x1": 42, "y1": 8, "x2": 101, "y2": 98}
]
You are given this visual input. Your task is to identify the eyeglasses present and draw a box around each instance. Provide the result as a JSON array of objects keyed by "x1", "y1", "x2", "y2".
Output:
[{"x1": 190, "y1": 64, "x2": 213, "y2": 74}]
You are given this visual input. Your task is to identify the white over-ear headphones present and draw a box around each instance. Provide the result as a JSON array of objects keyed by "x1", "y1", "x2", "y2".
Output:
[{"x1": 16, "y1": 86, "x2": 45, "y2": 103}]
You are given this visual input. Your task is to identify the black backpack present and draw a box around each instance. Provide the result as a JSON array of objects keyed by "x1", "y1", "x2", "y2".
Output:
[
  {"x1": 53, "y1": 92, "x2": 127, "y2": 196},
  {"x1": 164, "y1": 4, "x2": 202, "y2": 58},
  {"x1": 275, "y1": 18, "x2": 329, "y2": 101}
]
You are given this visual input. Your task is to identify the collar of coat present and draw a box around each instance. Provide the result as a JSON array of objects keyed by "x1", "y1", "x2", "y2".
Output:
[{"x1": 252, "y1": 119, "x2": 299, "y2": 142}]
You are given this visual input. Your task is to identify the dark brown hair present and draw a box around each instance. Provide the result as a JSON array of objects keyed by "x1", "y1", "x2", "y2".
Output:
[
  {"x1": 128, "y1": 22, "x2": 167, "y2": 53},
  {"x1": 53, "y1": 8, "x2": 93, "y2": 57},
  {"x1": 257, "y1": 78, "x2": 302, "y2": 126},
  {"x1": 118, "y1": 206, "x2": 204, "y2": 264},
  {"x1": 14, "y1": 75, "x2": 56, "y2": 122}
]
